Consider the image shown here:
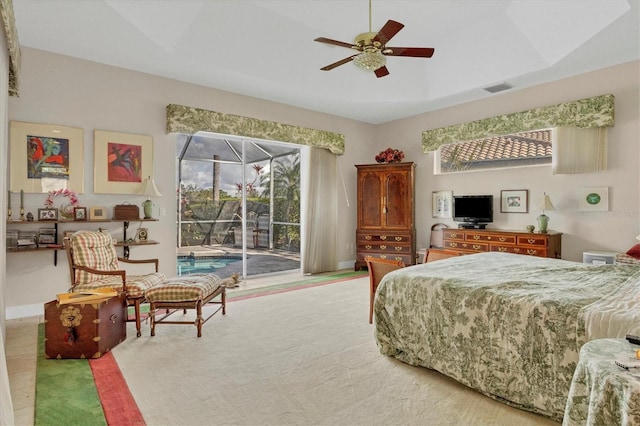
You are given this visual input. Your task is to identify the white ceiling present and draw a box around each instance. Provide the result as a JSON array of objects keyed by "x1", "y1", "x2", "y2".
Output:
[{"x1": 11, "y1": 0, "x2": 640, "y2": 124}]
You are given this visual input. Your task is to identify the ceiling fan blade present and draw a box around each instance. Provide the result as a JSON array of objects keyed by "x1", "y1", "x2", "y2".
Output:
[
  {"x1": 383, "y1": 47, "x2": 435, "y2": 58},
  {"x1": 320, "y1": 55, "x2": 358, "y2": 71},
  {"x1": 374, "y1": 66, "x2": 390, "y2": 78},
  {"x1": 373, "y1": 20, "x2": 404, "y2": 45},
  {"x1": 314, "y1": 37, "x2": 357, "y2": 49}
]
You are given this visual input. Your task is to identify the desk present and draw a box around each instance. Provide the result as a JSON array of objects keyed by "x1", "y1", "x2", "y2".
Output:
[{"x1": 563, "y1": 338, "x2": 640, "y2": 425}]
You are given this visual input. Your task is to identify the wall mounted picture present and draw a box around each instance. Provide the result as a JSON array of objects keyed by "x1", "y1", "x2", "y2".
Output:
[
  {"x1": 38, "y1": 208, "x2": 58, "y2": 221},
  {"x1": 500, "y1": 189, "x2": 528, "y2": 213},
  {"x1": 578, "y1": 187, "x2": 609, "y2": 211},
  {"x1": 94, "y1": 130, "x2": 153, "y2": 194},
  {"x1": 89, "y1": 206, "x2": 107, "y2": 220},
  {"x1": 10, "y1": 121, "x2": 84, "y2": 193},
  {"x1": 432, "y1": 190, "x2": 453, "y2": 218}
]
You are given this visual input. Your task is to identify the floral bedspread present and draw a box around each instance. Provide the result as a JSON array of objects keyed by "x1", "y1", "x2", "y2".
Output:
[{"x1": 374, "y1": 252, "x2": 640, "y2": 421}]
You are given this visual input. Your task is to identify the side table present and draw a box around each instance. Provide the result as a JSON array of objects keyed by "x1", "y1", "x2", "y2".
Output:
[{"x1": 563, "y1": 338, "x2": 640, "y2": 425}]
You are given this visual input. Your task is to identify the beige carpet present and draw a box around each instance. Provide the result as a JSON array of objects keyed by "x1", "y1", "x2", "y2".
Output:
[{"x1": 112, "y1": 277, "x2": 559, "y2": 425}]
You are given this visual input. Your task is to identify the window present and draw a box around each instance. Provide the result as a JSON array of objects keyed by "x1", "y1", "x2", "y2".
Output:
[{"x1": 434, "y1": 129, "x2": 552, "y2": 174}]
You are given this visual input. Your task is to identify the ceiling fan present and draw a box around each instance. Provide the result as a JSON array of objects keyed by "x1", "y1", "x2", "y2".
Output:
[{"x1": 314, "y1": 0, "x2": 435, "y2": 78}]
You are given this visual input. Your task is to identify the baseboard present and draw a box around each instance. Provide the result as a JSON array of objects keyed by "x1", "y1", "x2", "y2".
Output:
[
  {"x1": 338, "y1": 259, "x2": 356, "y2": 270},
  {"x1": 6, "y1": 303, "x2": 43, "y2": 319}
]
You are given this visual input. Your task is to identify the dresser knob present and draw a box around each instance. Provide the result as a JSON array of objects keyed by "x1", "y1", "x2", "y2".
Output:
[
  {"x1": 365, "y1": 235, "x2": 372, "y2": 240},
  {"x1": 528, "y1": 238, "x2": 536, "y2": 244},
  {"x1": 473, "y1": 235, "x2": 480, "y2": 240},
  {"x1": 380, "y1": 236, "x2": 387, "y2": 240},
  {"x1": 450, "y1": 242, "x2": 457, "y2": 247},
  {"x1": 473, "y1": 244, "x2": 481, "y2": 250},
  {"x1": 380, "y1": 245, "x2": 387, "y2": 249},
  {"x1": 527, "y1": 249, "x2": 536, "y2": 255},
  {"x1": 498, "y1": 247, "x2": 506, "y2": 252},
  {"x1": 395, "y1": 236, "x2": 402, "y2": 241},
  {"x1": 395, "y1": 247, "x2": 402, "y2": 251},
  {"x1": 499, "y1": 237, "x2": 506, "y2": 242},
  {"x1": 365, "y1": 245, "x2": 372, "y2": 249}
]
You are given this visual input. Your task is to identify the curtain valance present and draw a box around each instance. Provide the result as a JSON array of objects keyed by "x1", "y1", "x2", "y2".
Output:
[
  {"x1": 422, "y1": 94, "x2": 614, "y2": 152},
  {"x1": 166, "y1": 104, "x2": 345, "y2": 155},
  {"x1": 0, "y1": 0, "x2": 20, "y2": 96}
]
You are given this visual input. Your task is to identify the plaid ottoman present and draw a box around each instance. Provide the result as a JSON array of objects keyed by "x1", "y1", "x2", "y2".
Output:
[{"x1": 145, "y1": 274, "x2": 226, "y2": 337}]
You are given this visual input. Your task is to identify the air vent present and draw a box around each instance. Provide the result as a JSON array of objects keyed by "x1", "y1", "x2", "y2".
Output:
[{"x1": 483, "y1": 83, "x2": 513, "y2": 94}]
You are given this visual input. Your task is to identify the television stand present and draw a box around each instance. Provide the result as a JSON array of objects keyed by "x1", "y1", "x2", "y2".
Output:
[{"x1": 458, "y1": 223, "x2": 487, "y2": 229}]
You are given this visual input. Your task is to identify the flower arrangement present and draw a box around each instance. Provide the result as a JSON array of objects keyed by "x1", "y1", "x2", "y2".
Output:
[
  {"x1": 375, "y1": 147, "x2": 405, "y2": 163},
  {"x1": 44, "y1": 188, "x2": 79, "y2": 219}
]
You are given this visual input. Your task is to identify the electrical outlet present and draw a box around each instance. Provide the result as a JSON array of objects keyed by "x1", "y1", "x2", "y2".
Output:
[{"x1": 159, "y1": 207, "x2": 166, "y2": 217}]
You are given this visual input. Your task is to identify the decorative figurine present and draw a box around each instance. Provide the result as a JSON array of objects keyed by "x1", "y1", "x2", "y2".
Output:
[
  {"x1": 26, "y1": 212, "x2": 34, "y2": 221},
  {"x1": 526, "y1": 225, "x2": 535, "y2": 233}
]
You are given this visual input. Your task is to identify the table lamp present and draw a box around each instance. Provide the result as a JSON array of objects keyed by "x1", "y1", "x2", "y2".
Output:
[
  {"x1": 136, "y1": 176, "x2": 162, "y2": 219},
  {"x1": 537, "y1": 193, "x2": 555, "y2": 233}
]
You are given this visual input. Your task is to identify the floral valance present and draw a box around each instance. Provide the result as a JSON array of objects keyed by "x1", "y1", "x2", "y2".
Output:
[
  {"x1": 166, "y1": 104, "x2": 345, "y2": 155},
  {"x1": 422, "y1": 94, "x2": 614, "y2": 152},
  {"x1": 0, "y1": 0, "x2": 20, "y2": 96}
]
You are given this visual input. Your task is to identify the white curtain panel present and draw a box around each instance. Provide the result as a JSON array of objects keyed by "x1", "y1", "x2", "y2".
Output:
[
  {"x1": 302, "y1": 147, "x2": 337, "y2": 274},
  {"x1": 552, "y1": 126, "x2": 607, "y2": 174}
]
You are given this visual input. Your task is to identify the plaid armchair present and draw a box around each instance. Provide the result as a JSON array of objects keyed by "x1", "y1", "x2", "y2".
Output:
[{"x1": 65, "y1": 231, "x2": 166, "y2": 337}]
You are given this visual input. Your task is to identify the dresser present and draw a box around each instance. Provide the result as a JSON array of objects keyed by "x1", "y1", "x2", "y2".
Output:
[
  {"x1": 355, "y1": 162, "x2": 415, "y2": 270},
  {"x1": 435, "y1": 228, "x2": 562, "y2": 259}
]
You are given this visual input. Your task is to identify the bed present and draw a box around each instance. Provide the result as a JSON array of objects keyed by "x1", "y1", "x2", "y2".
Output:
[{"x1": 374, "y1": 252, "x2": 640, "y2": 421}]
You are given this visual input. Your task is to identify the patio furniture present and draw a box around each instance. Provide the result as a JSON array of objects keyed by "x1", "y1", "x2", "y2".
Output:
[
  {"x1": 65, "y1": 231, "x2": 167, "y2": 337},
  {"x1": 145, "y1": 274, "x2": 226, "y2": 337},
  {"x1": 253, "y1": 213, "x2": 270, "y2": 248}
]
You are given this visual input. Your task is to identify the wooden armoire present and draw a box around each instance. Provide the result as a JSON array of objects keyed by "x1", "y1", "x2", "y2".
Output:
[{"x1": 355, "y1": 162, "x2": 416, "y2": 270}]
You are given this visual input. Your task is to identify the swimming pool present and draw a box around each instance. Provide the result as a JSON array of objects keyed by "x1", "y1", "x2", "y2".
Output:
[{"x1": 177, "y1": 255, "x2": 242, "y2": 275}]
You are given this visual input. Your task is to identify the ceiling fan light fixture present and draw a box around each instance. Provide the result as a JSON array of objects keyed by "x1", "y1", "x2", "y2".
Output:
[{"x1": 353, "y1": 50, "x2": 386, "y2": 71}]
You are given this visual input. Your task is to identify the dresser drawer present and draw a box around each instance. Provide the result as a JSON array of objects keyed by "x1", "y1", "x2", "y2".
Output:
[
  {"x1": 517, "y1": 236, "x2": 548, "y2": 246},
  {"x1": 491, "y1": 245, "x2": 547, "y2": 257},
  {"x1": 443, "y1": 230, "x2": 465, "y2": 241},
  {"x1": 357, "y1": 233, "x2": 410, "y2": 243},
  {"x1": 357, "y1": 241, "x2": 411, "y2": 253},
  {"x1": 444, "y1": 240, "x2": 488, "y2": 252},
  {"x1": 466, "y1": 233, "x2": 516, "y2": 244},
  {"x1": 357, "y1": 253, "x2": 411, "y2": 264}
]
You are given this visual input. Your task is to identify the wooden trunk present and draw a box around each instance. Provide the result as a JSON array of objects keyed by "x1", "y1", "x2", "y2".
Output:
[{"x1": 44, "y1": 294, "x2": 127, "y2": 359}]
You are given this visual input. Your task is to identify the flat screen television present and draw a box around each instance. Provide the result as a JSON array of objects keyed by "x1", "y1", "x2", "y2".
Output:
[{"x1": 453, "y1": 195, "x2": 493, "y2": 228}]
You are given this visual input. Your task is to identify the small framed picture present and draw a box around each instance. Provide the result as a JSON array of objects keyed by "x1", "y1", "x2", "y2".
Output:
[
  {"x1": 432, "y1": 190, "x2": 453, "y2": 218},
  {"x1": 500, "y1": 190, "x2": 528, "y2": 213},
  {"x1": 73, "y1": 207, "x2": 87, "y2": 221},
  {"x1": 38, "y1": 208, "x2": 58, "y2": 221},
  {"x1": 89, "y1": 206, "x2": 107, "y2": 220}
]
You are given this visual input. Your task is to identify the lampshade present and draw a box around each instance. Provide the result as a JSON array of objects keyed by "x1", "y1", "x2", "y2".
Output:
[
  {"x1": 537, "y1": 193, "x2": 555, "y2": 213},
  {"x1": 136, "y1": 176, "x2": 162, "y2": 198},
  {"x1": 353, "y1": 51, "x2": 386, "y2": 71}
]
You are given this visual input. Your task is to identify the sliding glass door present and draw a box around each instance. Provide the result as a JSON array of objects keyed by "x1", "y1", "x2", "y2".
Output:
[{"x1": 176, "y1": 132, "x2": 300, "y2": 278}]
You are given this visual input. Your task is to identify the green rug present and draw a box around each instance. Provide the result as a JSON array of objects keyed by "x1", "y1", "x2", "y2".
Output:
[{"x1": 35, "y1": 324, "x2": 106, "y2": 426}]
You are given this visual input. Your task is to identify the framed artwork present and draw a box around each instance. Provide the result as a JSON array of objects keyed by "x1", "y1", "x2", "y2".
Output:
[
  {"x1": 9, "y1": 121, "x2": 84, "y2": 193},
  {"x1": 89, "y1": 206, "x2": 107, "y2": 220},
  {"x1": 432, "y1": 190, "x2": 453, "y2": 218},
  {"x1": 94, "y1": 130, "x2": 153, "y2": 194},
  {"x1": 578, "y1": 187, "x2": 609, "y2": 212},
  {"x1": 500, "y1": 190, "x2": 528, "y2": 213},
  {"x1": 73, "y1": 207, "x2": 87, "y2": 221},
  {"x1": 38, "y1": 208, "x2": 58, "y2": 221}
]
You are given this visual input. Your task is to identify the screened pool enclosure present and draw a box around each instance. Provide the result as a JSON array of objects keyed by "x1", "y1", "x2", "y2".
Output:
[{"x1": 177, "y1": 132, "x2": 301, "y2": 278}]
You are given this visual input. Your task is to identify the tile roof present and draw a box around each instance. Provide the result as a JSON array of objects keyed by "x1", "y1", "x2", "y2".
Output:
[{"x1": 440, "y1": 130, "x2": 552, "y2": 163}]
